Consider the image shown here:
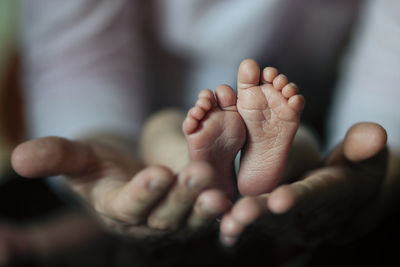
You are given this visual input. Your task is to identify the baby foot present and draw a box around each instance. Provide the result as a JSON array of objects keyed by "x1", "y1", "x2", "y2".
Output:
[
  {"x1": 183, "y1": 85, "x2": 246, "y2": 200},
  {"x1": 237, "y1": 59, "x2": 305, "y2": 195}
]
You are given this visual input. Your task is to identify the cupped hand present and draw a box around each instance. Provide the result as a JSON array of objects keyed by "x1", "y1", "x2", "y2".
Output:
[
  {"x1": 11, "y1": 136, "x2": 231, "y2": 240},
  {"x1": 220, "y1": 122, "x2": 389, "y2": 247}
]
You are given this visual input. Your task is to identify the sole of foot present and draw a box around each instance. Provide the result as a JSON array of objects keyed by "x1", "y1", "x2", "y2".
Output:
[
  {"x1": 183, "y1": 85, "x2": 246, "y2": 200},
  {"x1": 237, "y1": 59, "x2": 305, "y2": 195}
]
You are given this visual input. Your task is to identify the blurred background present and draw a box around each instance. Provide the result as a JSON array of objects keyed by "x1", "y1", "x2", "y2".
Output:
[{"x1": 0, "y1": 1, "x2": 111, "y2": 266}]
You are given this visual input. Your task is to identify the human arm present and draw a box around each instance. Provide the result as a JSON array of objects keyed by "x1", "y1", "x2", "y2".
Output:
[{"x1": 17, "y1": 0, "x2": 230, "y2": 240}]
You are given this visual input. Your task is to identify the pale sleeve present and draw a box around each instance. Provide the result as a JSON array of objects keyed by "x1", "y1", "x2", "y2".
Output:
[
  {"x1": 20, "y1": 0, "x2": 148, "y2": 140},
  {"x1": 327, "y1": 0, "x2": 400, "y2": 152}
]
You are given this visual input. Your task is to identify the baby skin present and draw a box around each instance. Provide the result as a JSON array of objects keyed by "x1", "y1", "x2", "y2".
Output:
[
  {"x1": 183, "y1": 59, "x2": 304, "y2": 198},
  {"x1": 237, "y1": 59, "x2": 304, "y2": 195},
  {"x1": 183, "y1": 85, "x2": 246, "y2": 200}
]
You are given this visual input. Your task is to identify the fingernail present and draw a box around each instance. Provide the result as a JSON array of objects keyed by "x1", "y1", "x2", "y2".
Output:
[
  {"x1": 188, "y1": 175, "x2": 206, "y2": 190},
  {"x1": 149, "y1": 177, "x2": 171, "y2": 192}
]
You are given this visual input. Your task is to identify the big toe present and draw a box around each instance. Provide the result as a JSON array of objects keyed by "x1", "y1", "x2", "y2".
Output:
[{"x1": 237, "y1": 59, "x2": 260, "y2": 90}]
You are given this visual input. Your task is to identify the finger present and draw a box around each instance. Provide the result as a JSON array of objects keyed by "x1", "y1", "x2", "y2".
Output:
[
  {"x1": 326, "y1": 122, "x2": 387, "y2": 167},
  {"x1": 268, "y1": 167, "x2": 351, "y2": 214},
  {"x1": 147, "y1": 162, "x2": 214, "y2": 231},
  {"x1": 187, "y1": 189, "x2": 231, "y2": 230},
  {"x1": 98, "y1": 214, "x2": 167, "y2": 239},
  {"x1": 96, "y1": 166, "x2": 175, "y2": 225},
  {"x1": 219, "y1": 195, "x2": 268, "y2": 246},
  {"x1": 11, "y1": 137, "x2": 94, "y2": 178},
  {"x1": 272, "y1": 122, "x2": 389, "y2": 216},
  {"x1": 324, "y1": 122, "x2": 388, "y2": 194}
]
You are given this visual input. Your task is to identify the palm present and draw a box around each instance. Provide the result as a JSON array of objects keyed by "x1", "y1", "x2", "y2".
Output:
[{"x1": 12, "y1": 136, "x2": 231, "y2": 240}]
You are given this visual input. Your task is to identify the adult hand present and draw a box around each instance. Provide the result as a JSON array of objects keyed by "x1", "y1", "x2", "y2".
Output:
[
  {"x1": 220, "y1": 122, "x2": 389, "y2": 247},
  {"x1": 11, "y1": 136, "x2": 231, "y2": 241}
]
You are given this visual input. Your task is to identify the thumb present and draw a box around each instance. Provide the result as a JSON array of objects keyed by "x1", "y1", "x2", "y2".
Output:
[
  {"x1": 11, "y1": 136, "x2": 95, "y2": 178},
  {"x1": 325, "y1": 122, "x2": 388, "y2": 197},
  {"x1": 326, "y1": 122, "x2": 388, "y2": 171}
]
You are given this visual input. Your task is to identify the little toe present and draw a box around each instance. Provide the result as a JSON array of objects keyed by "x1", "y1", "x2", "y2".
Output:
[
  {"x1": 182, "y1": 116, "x2": 199, "y2": 135},
  {"x1": 282, "y1": 83, "x2": 298, "y2": 98},
  {"x1": 262, "y1": 66, "x2": 279, "y2": 84},
  {"x1": 215, "y1": 84, "x2": 238, "y2": 111},
  {"x1": 237, "y1": 59, "x2": 261, "y2": 90},
  {"x1": 287, "y1": 94, "x2": 305, "y2": 112},
  {"x1": 273, "y1": 74, "x2": 289, "y2": 90}
]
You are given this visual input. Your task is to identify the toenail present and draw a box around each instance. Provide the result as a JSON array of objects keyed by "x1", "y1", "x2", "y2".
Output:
[
  {"x1": 149, "y1": 177, "x2": 172, "y2": 192},
  {"x1": 188, "y1": 176, "x2": 207, "y2": 190}
]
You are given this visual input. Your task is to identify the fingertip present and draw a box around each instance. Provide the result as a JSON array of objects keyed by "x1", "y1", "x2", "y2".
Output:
[
  {"x1": 198, "y1": 189, "x2": 232, "y2": 215},
  {"x1": 220, "y1": 214, "x2": 243, "y2": 237},
  {"x1": 231, "y1": 196, "x2": 267, "y2": 225},
  {"x1": 343, "y1": 122, "x2": 387, "y2": 162},
  {"x1": 268, "y1": 185, "x2": 296, "y2": 214},
  {"x1": 145, "y1": 166, "x2": 175, "y2": 193},
  {"x1": 219, "y1": 234, "x2": 238, "y2": 247},
  {"x1": 11, "y1": 137, "x2": 71, "y2": 177},
  {"x1": 187, "y1": 190, "x2": 231, "y2": 230}
]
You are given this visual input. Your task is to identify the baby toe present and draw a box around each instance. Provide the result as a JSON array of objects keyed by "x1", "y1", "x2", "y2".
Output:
[
  {"x1": 182, "y1": 116, "x2": 199, "y2": 134},
  {"x1": 262, "y1": 66, "x2": 279, "y2": 84},
  {"x1": 282, "y1": 83, "x2": 298, "y2": 98},
  {"x1": 273, "y1": 74, "x2": 289, "y2": 90},
  {"x1": 288, "y1": 94, "x2": 305, "y2": 112}
]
